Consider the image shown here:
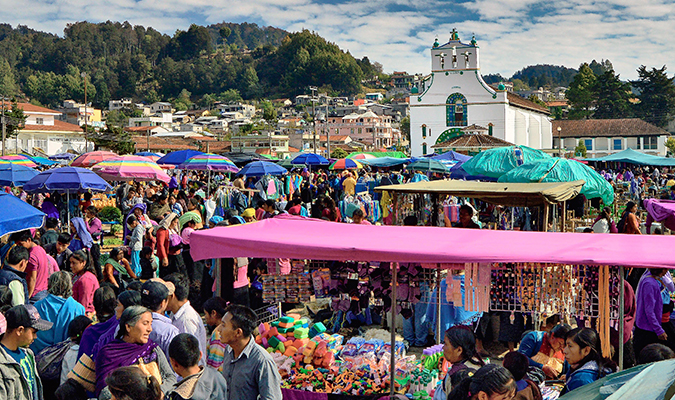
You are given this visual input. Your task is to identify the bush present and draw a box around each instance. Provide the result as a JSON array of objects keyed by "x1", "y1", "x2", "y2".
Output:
[{"x1": 99, "y1": 206, "x2": 122, "y2": 223}]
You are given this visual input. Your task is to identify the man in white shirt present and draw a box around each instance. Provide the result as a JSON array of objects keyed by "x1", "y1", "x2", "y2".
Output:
[{"x1": 165, "y1": 273, "x2": 207, "y2": 365}]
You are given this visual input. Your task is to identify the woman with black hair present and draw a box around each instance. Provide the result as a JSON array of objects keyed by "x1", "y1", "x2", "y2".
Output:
[
  {"x1": 105, "y1": 366, "x2": 162, "y2": 400},
  {"x1": 617, "y1": 201, "x2": 641, "y2": 234},
  {"x1": 592, "y1": 207, "x2": 617, "y2": 234},
  {"x1": 447, "y1": 364, "x2": 517, "y2": 400},
  {"x1": 70, "y1": 250, "x2": 101, "y2": 316},
  {"x1": 561, "y1": 327, "x2": 617, "y2": 394},
  {"x1": 434, "y1": 326, "x2": 486, "y2": 400},
  {"x1": 518, "y1": 323, "x2": 571, "y2": 379}
]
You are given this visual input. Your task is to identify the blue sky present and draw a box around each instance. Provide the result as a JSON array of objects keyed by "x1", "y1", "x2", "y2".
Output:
[{"x1": 1, "y1": 0, "x2": 675, "y2": 80}]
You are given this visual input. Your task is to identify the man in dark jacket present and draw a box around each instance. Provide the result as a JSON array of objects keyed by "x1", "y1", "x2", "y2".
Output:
[
  {"x1": 167, "y1": 333, "x2": 228, "y2": 400},
  {"x1": 149, "y1": 192, "x2": 171, "y2": 223},
  {"x1": 0, "y1": 246, "x2": 30, "y2": 306}
]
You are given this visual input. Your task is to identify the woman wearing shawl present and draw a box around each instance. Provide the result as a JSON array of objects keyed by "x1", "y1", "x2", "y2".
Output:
[
  {"x1": 123, "y1": 204, "x2": 152, "y2": 245},
  {"x1": 156, "y1": 212, "x2": 186, "y2": 278},
  {"x1": 95, "y1": 306, "x2": 175, "y2": 398},
  {"x1": 69, "y1": 217, "x2": 103, "y2": 281},
  {"x1": 101, "y1": 247, "x2": 136, "y2": 288},
  {"x1": 41, "y1": 196, "x2": 60, "y2": 220}
]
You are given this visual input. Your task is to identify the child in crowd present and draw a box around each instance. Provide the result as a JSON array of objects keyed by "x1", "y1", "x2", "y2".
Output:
[
  {"x1": 167, "y1": 333, "x2": 228, "y2": 400},
  {"x1": 503, "y1": 351, "x2": 543, "y2": 400},
  {"x1": 638, "y1": 343, "x2": 675, "y2": 365},
  {"x1": 126, "y1": 215, "x2": 145, "y2": 276},
  {"x1": 202, "y1": 296, "x2": 228, "y2": 371},
  {"x1": 60, "y1": 315, "x2": 92, "y2": 385},
  {"x1": 434, "y1": 326, "x2": 485, "y2": 400},
  {"x1": 447, "y1": 364, "x2": 516, "y2": 400},
  {"x1": 140, "y1": 246, "x2": 159, "y2": 280},
  {"x1": 561, "y1": 327, "x2": 617, "y2": 395}
]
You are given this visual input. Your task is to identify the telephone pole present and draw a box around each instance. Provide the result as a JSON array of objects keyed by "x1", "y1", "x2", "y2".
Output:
[
  {"x1": 1, "y1": 96, "x2": 5, "y2": 156},
  {"x1": 81, "y1": 72, "x2": 88, "y2": 152},
  {"x1": 310, "y1": 86, "x2": 317, "y2": 154}
]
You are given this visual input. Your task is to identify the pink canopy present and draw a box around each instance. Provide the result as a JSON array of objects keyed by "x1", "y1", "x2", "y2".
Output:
[
  {"x1": 190, "y1": 215, "x2": 675, "y2": 268},
  {"x1": 645, "y1": 198, "x2": 675, "y2": 233}
]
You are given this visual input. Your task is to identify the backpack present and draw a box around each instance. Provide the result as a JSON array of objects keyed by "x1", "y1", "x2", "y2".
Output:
[{"x1": 36, "y1": 339, "x2": 73, "y2": 381}]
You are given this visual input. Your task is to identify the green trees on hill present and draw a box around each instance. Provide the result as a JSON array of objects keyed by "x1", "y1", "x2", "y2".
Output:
[{"x1": 0, "y1": 22, "x2": 374, "y2": 107}]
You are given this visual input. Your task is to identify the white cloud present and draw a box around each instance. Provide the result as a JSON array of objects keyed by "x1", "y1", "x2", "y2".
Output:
[{"x1": 1, "y1": 0, "x2": 675, "y2": 79}]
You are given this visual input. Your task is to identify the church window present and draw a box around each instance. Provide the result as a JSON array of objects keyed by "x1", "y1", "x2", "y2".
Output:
[
  {"x1": 422, "y1": 125, "x2": 427, "y2": 139},
  {"x1": 446, "y1": 93, "x2": 467, "y2": 127},
  {"x1": 422, "y1": 142, "x2": 427, "y2": 155}
]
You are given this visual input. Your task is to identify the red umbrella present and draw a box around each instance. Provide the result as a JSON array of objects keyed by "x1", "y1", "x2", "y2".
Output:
[{"x1": 71, "y1": 151, "x2": 118, "y2": 168}]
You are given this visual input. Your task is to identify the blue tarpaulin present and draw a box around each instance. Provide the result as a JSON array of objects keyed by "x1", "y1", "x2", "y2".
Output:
[{"x1": 0, "y1": 192, "x2": 45, "y2": 236}]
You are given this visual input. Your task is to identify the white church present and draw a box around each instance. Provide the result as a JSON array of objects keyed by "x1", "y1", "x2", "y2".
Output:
[{"x1": 409, "y1": 30, "x2": 553, "y2": 156}]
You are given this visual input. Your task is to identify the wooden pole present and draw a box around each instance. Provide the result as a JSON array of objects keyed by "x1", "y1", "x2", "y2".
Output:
[
  {"x1": 619, "y1": 265, "x2": 625, "y2": 370},
  {"x1": 543, "y1": 204, "x2": 550, "y2": 232}
]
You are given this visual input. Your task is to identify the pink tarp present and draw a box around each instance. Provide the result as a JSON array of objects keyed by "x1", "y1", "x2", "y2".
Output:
[
  {"x1": 190, "y1": 215, "x2": 675, "y2": 268},
  {"x1": 645, "y1": 198, "x2": 675, "y2": 233}
]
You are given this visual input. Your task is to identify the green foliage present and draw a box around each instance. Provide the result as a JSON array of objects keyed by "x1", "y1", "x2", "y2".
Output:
[
  {"x1": 330, "y1": 148, "x2": 348, "y2": 158},
  {"x1": 527, "y1": 95, "x2": 547, "y2": 107},
  {"x1": 482, "y1": 73, "x2": 506, "y2": 85},
  {"x1": 567, "y1": 63, "x2": 597, "y2": 119},
  {"x1": 90, "y1": 125, "x2": 135, "y2": 154},
  {"x1": 168, "y1": 24, "x2": 213, "y2": 60},
  {"x1": 666, "y1": 137, "x2": 675, "y2": 157},
  {"x1": 400, "y1": 115, "x2": 410, "y2": 143},
  {"x1": 1, "y1": 100, "x2": 26, "y2": 139},
  {"x1": 574, "y1": 139, "x2": 587, "y2": 158},
  {"x1": 208, "y1": 22, "x2": 287, "y2": 50},
  {"x1": 103, "y1": 237, "x2": 123, "y2": 247},
  {"x1": 588, "y1": 59, "x2": 613, "y2": 76},
  {"x1": 511, "y1": 64, "x2": 578, "y2": 89},
  {"x1": 219, "y1": 89, "x2": 242, "y2": 103},
  {"x1": 593, "y1": 69, "x2": 631, "y2": 119},
  {"x1": 256, "y1": 30, "x2": 363, "y2": 97},
  {"x1": 261, "y1": 100, "x2": 277, "y2": 123},
  {"x1": 110, "y1": 224, "x2": 123, "y2": 236},
  {"x1": 99, "y1": 206, "x2": 122, "y2": 223},
  {"x1": 511, "y1": 79, "x2": 529, "y2": 91},
  {"x1": 0, "y1": 58, "x2": 18, "y2": 96},
  {"x1": 632, "y1": 65, "x2": 675, "y2": 128}
]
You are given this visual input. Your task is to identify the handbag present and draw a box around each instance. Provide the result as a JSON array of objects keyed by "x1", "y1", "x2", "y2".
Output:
[{"x1": 36, "y1": 339, "x2": 73, "y2": 381}]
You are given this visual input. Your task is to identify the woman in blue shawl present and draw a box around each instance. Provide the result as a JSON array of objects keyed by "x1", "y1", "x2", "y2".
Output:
[{"x1": 123, "y1": 203, "x2": 150, "y2": 245}]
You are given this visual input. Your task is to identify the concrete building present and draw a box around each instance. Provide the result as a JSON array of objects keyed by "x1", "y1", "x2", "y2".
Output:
[
  {"x1": 218, "y1": 103, "x2": 256, "y2": 118},
  {"x1": 109, "y1": 98, "x2": 133, "y2": 111},
  {"x1": 552, "y1": 119, "x2": 671, "y2": 157},
  {"x1": 2, "y1": 103, "x2": 90, "y2": 155},
  {"x1": 316, "y1": 110, "x2": 394, "y2": 149},
  {"x1": 409, "y1": 29, "x2": 552, "y2": 156},
  {"x1": 59, "y1": 100, "x2": 103, "y2": 128},
  {"x1": 128, "y1": 113, "x2": 173, "y2": 130}
]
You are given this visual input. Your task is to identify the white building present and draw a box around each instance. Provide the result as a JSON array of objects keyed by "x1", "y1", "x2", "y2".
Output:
[
  {"x1": 218, "y1": 103, "x2": 256, "y2": 118},
  {"x1": 409, "y1": 30, "x2": 552, "y2": 156},
  {"x1": 109, "y1": 98, "x2": 133, "y2": 111},
  {"x1": 150, "y1": 102, "x2": 173, "y2": 114},
  {"x1": 2, "y1": 103, "x2": 91, "y2": 155},
  {"x1": 128, "y1": 113, "x2": 173, "y2": 130}
]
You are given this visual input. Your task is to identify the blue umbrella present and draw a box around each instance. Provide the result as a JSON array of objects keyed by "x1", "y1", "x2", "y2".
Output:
[
  {"x1": 238, "y1": 161, "x2": 288, "y2": 177},
  {"x1": 291, "y1": 153, "x2": 330, "y2": 166},
  {"x1": 20, "y1": 154, "x2": 58, "y2": 166},
  {"x1": 135, "y1": 151, "x2": 163, "y2": 158},
  {"x1": 23, "y1": 166, "x2": 112, "y2": 193},
  {"x1": 49, "y1": 153, "x2": 77, "y2": 160},
  {"x1": 0, "y1": 163, "x2": 39, "y2": 187},
  {"x1": 431, "y1": 151, "x2": 472, "y2": 162},
  {"x1": 0, "y1": 192, "x2": 46, "y2": 236},
  {"x1": 157, "y1": 150, "x2": 205, "y2": 166}
]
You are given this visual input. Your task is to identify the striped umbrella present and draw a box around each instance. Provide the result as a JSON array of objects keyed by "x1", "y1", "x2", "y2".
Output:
[
  {"x1": 178, "y1": 153, "x2": 239, "y2": 173},
  {"x1": 329, "y1": 158, "x2": 363, "y2": 170},
  {"x1": 71, "y1": 151, "x2": 118, "y2": 167},
  {"x1": 349, "y1": 153, "x2": 377, "y2": 160},
  {"x1": 135, "y1": 152, "x2": 162, "y2": 162},
  {"x1": 0, "y1": 154, "x2": 38, "y2": 168},
  {"x1": 92, "y1": 155, "x2": 171, "y2": 183}
]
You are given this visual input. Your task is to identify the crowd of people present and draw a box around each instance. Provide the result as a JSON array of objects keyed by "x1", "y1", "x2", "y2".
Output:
[{"x1": 0, "y1": 159, "x2": 673, "y2": 400}]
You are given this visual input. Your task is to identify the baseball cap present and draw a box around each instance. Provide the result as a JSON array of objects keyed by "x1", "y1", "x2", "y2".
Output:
[
  {"x1": 149, "y1": 277, "x2": 175, "y2": 296},
  {"x1": 5, "y1": 304, "x2": 53, "y2": 331}
]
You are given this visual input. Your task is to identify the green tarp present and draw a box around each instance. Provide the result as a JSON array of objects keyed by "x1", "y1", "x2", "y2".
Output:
[
  {"x1": 461, "y1": 146, "x2": 551, "y2": 178},
  {"x1": 499, "y1": 157, "x2": 614, "y2": 204},
  {"x1": 586, "y1": 148, "x2": 675, "y2": 167}
]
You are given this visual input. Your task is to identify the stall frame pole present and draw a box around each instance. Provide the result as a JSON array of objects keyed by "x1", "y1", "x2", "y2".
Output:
[
  {"x1": 390, "y1": 262, "x2": 398, "y2": 398},
  {"x1": 436, "y1": 263, "x2": 442, "y2": 344},
  {"x1": 619, "y1": 265, "x2": 625, "y2": 371}
]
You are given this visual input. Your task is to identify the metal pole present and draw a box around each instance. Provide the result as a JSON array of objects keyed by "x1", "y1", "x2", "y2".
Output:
[
  {"x1": 83, "y1": 73, "x2": 88, "y2": 152},
  {"x1": 326, "y1": 104, "x2": 331, "y2": 158},
  {"x1": 436, "y1": 263, "x2": 442, "y2": 345},
  {"x1": 1, "y1": 96, "x2": 5, "y2": 156},
  {"x1": 619, "y1": 265, "x2": 625, "y2": 371},
  {"x1": 390, "y1": 262, "x2": 398, "y2": 398},
  {"x1": 67, "y1": 191, "x2": 71, "y2": 228}
]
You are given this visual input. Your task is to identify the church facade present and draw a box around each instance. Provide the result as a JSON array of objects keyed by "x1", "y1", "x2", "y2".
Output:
[{"x1": 409, "y1": 30, "x2": 552, "y2": 156}]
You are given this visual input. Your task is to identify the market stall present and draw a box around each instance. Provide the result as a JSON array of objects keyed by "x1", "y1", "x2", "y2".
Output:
[
  {"x1": 191, "y1": 215, "x2": 675, "y2": 398},
  {"x1": 375, "y1": 179, "x2": 586, "y2": 230}
]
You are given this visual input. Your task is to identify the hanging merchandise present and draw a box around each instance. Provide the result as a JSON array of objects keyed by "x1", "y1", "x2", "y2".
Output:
[
  {"x1": 212, "y1": 186, "x2": 249, "y2": 215},
  {"x1": 340, "y1": 193, "x2": 382, "y2": 223}
]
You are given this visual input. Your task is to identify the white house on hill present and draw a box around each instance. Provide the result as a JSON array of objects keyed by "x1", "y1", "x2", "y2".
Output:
[{"x1": 409, "y1": 29, "x2": 552, "y2": 156}]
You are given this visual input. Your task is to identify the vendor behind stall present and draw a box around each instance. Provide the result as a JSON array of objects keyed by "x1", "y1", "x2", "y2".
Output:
[{"x1": 518, "y1": 323, "x2": 571, "y2": 379}]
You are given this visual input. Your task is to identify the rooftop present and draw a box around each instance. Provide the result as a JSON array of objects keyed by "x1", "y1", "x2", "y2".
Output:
[
  {"x1": 552, "y1": 119, "x2": 669, "y2": 138},
  {"x1": 432, "y1": 133, "x2": 514, "y2": 149},
  {"x1": 24, "y1": 119, "x2": 83, "y2": 132}
]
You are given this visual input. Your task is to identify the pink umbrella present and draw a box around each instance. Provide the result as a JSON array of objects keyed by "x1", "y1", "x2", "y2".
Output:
[
  {"x1": 350, "y1": 153, "x2": 377, "y2": 160},
  {"x1": 92, "y1": 155, "x2": 171, "y2": 183},
  {"x1": 71, "y1": 151, "x2": 118, "y2": 167}
]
